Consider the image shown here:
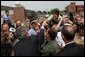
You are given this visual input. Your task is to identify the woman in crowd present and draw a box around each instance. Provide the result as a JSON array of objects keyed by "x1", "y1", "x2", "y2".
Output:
[{"x1": 1, "y1": 23, "x2": 14, "y2": 56}]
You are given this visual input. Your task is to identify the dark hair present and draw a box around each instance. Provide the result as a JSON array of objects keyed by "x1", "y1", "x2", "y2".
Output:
[
  {"x1": 61, "y1": 25, "x2": 76, "y2": 41},
  {"x1": 48, "y1": 28, "x2": 57, "y2": 40},
  {"x1": 48, "y1": 19, "x2": 59, "y2": 28},
  {"x1": 69, "y1": 12, "x2": 74, "y2": 21},
  {"x1": 31, "y1": 21, "x2": 37, "y2": 26},
  {"x1": 5, "y1": 10, "x2": 9, "y2": 13},
  {"x1": 1, "y1": 43, "x2": 12, "y2": 56},
  {"x1": 51, "y1": 9, "x2": 59, "y2": 16}
]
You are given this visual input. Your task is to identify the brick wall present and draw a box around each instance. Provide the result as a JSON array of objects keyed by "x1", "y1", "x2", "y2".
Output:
[
  {"x1": 68, "y1": 2, "x2": 84, "y2": 13},
  {"x1": 68, "y1": 2, "x2": 76, "y2": 12},
  {"x1": 13, "y1": 7, "x2": 26, "y2": 22}
]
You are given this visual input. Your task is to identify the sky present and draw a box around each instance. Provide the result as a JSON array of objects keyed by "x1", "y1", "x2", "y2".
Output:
[{"x1": 1, "y1": 1, "x2": 84, "y2": 11}]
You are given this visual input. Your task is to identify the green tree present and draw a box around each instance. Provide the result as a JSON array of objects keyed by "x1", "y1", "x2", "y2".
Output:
[
  {"x1": 47, "y1": 11, "x2": 51, "y2": 15},
  {"x1": 37, "y1": 10, "x2": 42, "y2": 14},
  {"x1": 42, "y1": 11, "x2": 47, "y2": 14}
]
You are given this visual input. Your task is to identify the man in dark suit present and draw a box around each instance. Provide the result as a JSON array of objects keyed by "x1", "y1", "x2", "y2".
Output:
[
  {"x1": 57, "y1": 25, "x2": 84, "y2": 56},
  {"x1": 14, "y1": 28, "x2": 44, "y2": 56}
]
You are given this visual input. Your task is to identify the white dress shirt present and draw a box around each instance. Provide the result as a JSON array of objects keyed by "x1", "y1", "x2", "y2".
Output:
[{"x1": 56, "y1": 31, "x2": 65, "y2": 47}]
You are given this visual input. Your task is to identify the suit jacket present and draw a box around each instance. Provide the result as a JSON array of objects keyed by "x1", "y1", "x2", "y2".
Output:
[
  {"x1": 56, "y1": 43, "x2": 84, "y2": 56},
  {"x1": 14, "y1": 29, "x2": 44, "y2": 56}
]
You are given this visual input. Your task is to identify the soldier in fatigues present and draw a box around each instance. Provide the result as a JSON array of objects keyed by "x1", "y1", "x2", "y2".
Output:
[{"x1": 42, "y1": 28, "x2": 61, "y2": 56}]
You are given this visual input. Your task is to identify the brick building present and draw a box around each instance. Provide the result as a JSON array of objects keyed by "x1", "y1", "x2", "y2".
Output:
[
  {"x1": 68, "y1": 2, "x2": 84, "y2": 17},
  {"x1": 13, "y1": 7, "x2": 26, "y2": 22},
  {"x1": 68, "y1": 2, "x2": 84, "y2": 12},
  {"x1": 1, "y1": 5, "x2": 36, "y2": 22},
  {"x1": 76, "y1": 5, "x2": 84, "y2": 16},
  {"x1": 65, "y1": 2, "x2": 84, "y2": 19}
]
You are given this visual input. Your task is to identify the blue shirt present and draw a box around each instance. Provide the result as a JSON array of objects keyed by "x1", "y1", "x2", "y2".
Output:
[
  {"x1": 2, "y1": 14, "x2": 10, "y2": 21},
  {"x1": 28, "y1": 28, "x2": 37, "y2": 36}
]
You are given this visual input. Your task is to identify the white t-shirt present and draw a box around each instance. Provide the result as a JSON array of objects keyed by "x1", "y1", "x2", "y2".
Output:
[{"x1": 56, "y1": 31, "x2": 65, "y2": 47}]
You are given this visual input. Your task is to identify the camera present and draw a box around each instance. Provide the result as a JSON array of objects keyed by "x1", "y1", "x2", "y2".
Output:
[{"x1": 9, "y1": 27, "x2": 16, "y2": 32}]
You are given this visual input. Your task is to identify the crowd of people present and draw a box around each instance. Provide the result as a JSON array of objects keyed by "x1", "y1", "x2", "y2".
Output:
[{"x1": 1, "y1": 9, "x2": 84, "y2": 56}]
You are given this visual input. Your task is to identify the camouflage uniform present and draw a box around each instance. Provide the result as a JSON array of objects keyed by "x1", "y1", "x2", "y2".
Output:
[{"x1": 42, "y1": 40, "x2": 61, "y2": 56}]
